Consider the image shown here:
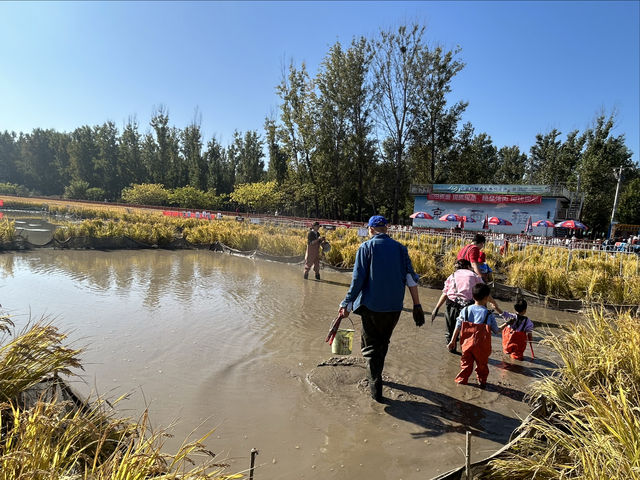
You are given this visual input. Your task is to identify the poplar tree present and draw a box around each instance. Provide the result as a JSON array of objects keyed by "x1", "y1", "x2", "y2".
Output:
[{"x1": 371, "y1": 24, "x2": 424, "y2": 223}]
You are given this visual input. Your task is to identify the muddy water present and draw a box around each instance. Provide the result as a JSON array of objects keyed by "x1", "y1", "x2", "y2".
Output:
[{"x1": 0, "y1": 249, "x2": 578, "y2": 479}]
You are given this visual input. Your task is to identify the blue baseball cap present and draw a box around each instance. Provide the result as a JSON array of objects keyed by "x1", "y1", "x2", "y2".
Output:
[{"x1": 368, "y1": 215, "x2": 388, "y2": 227}]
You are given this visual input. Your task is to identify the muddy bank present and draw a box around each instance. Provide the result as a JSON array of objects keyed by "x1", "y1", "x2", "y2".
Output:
[{"x1": 0, "y1": 249, "x2": 575, "y2": 479}]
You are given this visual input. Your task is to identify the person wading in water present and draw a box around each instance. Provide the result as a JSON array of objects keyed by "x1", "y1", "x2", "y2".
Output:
[
  {"x1": 304, "y1": 222, "x2": 325, "y2": 280},
  {"x1": 338, "y1": 215, "x2": 425, "y2": 402}
]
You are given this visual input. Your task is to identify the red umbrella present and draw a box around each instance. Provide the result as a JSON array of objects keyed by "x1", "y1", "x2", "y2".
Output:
[
  {"x1": 409, "y1": 211, "x2": 434, "y2": 219},
  {"x1": 555, "y1": 220, "x2": 588, "y2": 230},
  {"x1": 439, "y1": 213, "x2": 462, "y2": 222},
  {"x1": 532, "y1": 220, "x2": 555, "y2": 227},
  {"x1": 461, "y1": 216, "x2": 476, "y2": 223},
  {"x1": 488, "y1": 216, "x2": 512, "y2": 226}
]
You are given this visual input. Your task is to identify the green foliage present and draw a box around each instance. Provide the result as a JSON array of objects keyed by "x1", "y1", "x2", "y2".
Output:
[
  {"x1": 86, "y1": 187, "x2": 106, "y2": 201},
  {"x1": 230, "y1": 181, "x2": 281, "y2": 212},
  {"x1": 63, "y1": 179, "x2": 90, "y2": 199},
  {"x1": 169, "y1": 185, "x2": 207, "y2": 209},
  {"x1": 0, "y1": 182, "x2": 29, "y2": 196},
  {"x1": 578, "y1": 114, "x2": 635, "y2": 234},
  {"x1": 230, "y1": 129, "x2": 265, "y2": 185},
  {"x1": 121, "y1": 183, "x2": 169, "y2": 206},
  {"x1": 617, "y1": 177, "x2": 640, "y2": 225}
]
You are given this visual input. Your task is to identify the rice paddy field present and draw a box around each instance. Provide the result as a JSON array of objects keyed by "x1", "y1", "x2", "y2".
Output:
[
  {"x1": 1, "y1": 197, "x2": 639, "y2": 305},
  {"x1": 1, "y1": 196, "x2": 639, "y2": 478}
]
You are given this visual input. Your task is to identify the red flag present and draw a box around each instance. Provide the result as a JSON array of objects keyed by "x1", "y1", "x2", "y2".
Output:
[{"x1": 482, "y1": 214, "x2": 489, "y2": 230}]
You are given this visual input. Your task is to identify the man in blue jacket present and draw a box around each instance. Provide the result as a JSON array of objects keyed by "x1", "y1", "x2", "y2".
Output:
[{"x1": 339, "y1": 215, "x2": 425, "y2": 402}]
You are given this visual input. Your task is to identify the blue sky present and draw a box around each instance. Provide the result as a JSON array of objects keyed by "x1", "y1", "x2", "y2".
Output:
[{"x1": 1, "y1": 1, "x2": 638, "y2": 164}]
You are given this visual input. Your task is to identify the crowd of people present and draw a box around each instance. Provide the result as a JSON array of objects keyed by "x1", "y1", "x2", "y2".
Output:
[{"x1": 315, "y1": 216, "x2": 535, "y2": 402}]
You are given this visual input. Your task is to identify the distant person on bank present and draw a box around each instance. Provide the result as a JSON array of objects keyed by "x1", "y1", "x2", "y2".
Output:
[
  {"x1": 338, "y1": 215, "x2": 425, "y2": 402},
  {"x1": 304, "y1": 221, "x2": 325, "y2": 280}
]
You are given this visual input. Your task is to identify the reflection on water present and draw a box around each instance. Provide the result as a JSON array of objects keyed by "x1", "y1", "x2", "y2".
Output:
[{"x1": 0, "y1": 249, "x2": 581, "y2": 480}]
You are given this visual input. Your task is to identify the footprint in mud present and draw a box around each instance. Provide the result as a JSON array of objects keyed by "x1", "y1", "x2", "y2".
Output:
[{"x1": 306, "y1": 356, "x2": 367, "y2": 395}]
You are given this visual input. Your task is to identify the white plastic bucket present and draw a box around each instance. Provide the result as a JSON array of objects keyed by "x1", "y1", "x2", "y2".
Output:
[{"x1": 331, "y1": 328, "x2": 355, "y2": 355}]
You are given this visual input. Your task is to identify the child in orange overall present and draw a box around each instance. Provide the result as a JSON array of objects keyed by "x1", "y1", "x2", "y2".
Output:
[
  {"x1": 447, "y1": 283, "x2": 501, "y2": 387},
  {"x1": 499, "y1": 299, "x2": 534, "y2": 361}
]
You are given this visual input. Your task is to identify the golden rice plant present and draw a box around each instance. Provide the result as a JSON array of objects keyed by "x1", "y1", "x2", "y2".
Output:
[
  {"x1": 545, "y1": 268, "x2": 574, "y2": 299},
  {"x1": 183, "y1": 223, "x2": 221, "y2": 244},
  {"x1": 0, "y1": 219, "x2": 16, "y2": 243},
  {"x1": 322, "y1": 240, "x2": 361, "y2": 269},
  {"x1": 322, "y1": 241, "x2": 345, "y2": 267},
  {"x1": 485, "y1": 310, "x2": 640, "y2": 480},
  {"x1": 0, "y1": 317, "x2": 83, "y2": 400},
  {"x1": 506, "y1": 262, "x2": 549, "y2": 296},
  {"x1": 258, "y1": 233, "x2": 305, "y2": 256},
  {"x1": 408, "y1": 248, "x2": 444, "y2": 284}
]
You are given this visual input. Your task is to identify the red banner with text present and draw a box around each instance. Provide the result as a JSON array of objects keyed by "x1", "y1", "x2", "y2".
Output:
[{"x1": 427, "y1": 193, "x2": 542, "y2": 204}]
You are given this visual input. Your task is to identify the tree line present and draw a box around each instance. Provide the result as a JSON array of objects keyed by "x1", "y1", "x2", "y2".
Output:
[{"x1": 0, "y1": 24, "x2": 637, "y2": 234}]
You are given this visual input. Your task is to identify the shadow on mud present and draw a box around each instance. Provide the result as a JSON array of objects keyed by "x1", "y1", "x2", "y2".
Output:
[
  {"x1": 383, "y1": 381, "x2": 523, "y2": 442},
  {"x1": 488, "y1": 358, "x2": 555, "y2": 378}
]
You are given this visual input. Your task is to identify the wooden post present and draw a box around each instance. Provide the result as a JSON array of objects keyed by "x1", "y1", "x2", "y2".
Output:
[
  {"x1": 249, "y1": 448, "x2": 258, "y2": 480},
  {"x1": 465, "y1": 431, "x2": 472, "y2": 480}
]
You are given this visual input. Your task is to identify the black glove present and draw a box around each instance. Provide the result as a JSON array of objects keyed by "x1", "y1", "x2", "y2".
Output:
[{"x1": 413, "y1": 304, "x2": 425, "y2": 327}]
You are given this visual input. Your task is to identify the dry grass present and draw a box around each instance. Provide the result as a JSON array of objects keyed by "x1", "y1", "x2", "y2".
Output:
[
  {"x1": 0, "y1": 219, "x2": 16, "y2": 243},
  {"x1": 485, "y1": 310, "x2": 640, "y2": 479}
]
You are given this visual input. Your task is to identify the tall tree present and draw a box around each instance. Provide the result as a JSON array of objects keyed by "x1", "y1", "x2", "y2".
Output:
[
  {"x1": 528, "y1": 129, "x2": 563, "y2": 184},
  {"x1": 148, "y1": 107, "x2": 171, "y2": 185},
  {"x1": 0, "y1": 131, "x2": 19, "y2": 185},
  {"x1": 18, "y1": 129, "x2": 64, "y2": 195},
  {"x1": 445, "y1": 124, "x2": 498, "y2": 184},
  {"x1": 182, "y1": 121, "x2": 207, "y2": 190},
  {"x1": 119, "y1": 118, "x2": 145, "y2": 188},
  {"x1": 314, "y1": 36, "x2": 377, "y2": 220},
  {"x1": 577, "y1": 114, "x2": 634, "y2": 233},
  {"x1": 315, "y1": 40, "x2": 350, "y2": 218},
  {"x1": 67, "y1": 126, "x2": 98, "y2": 187},
  {"x1": 617, "y1": 176, "x2": 640, "y2": 225},
  {"x1": 276, "y1": 61, "x2": 320, "y2": 216},
  {"x1": 410, "y1": 45, "x2": 467, "y2": 183},
  {"x1": 166, "y1": 126, "x2": 186, "y2": 188},
  {"x1": 204, "y1": 137, "x2": 231, "y2": 194},
  {"x1": 264, "y1": 117, "x2": 288, "y2": 184},
  {"x1": 94, "y1": 121, "x2": 119, "y2": 198},
  {"x1": 343, "y1": 37, "x2": 377, "y2": 221},
  {"x1": 140, "y1": 132, "x2": 157, "y2": 187},
  {"x1": 232, "y1": 130, "x2": 264, "y2": 185},
  {"x1": 494, "y1": 145, "x2": 527, "y2": 184},
  {"x1": 371, "y1": 24, "x2": 424, "y2": 223}
]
